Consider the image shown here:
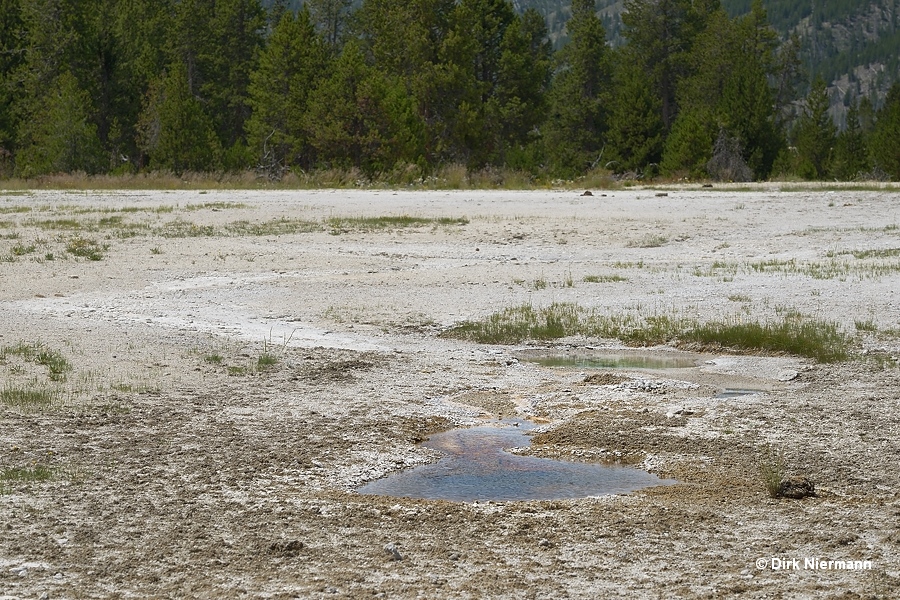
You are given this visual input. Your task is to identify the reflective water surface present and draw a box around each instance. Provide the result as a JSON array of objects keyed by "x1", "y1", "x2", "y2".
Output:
[
  {"x1": 522, "y1": 352, "x2": 699, "y2": 370},
  {"x1": 358, "y1": 420, "x2": 676, "y2": 502}
]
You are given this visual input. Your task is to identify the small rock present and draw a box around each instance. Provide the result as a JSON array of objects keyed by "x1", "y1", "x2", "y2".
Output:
[
  {"x1": 655, "y1": 192, "x2": 668, "y2": 197},
  {"x1": 777, "y1": 369, "x2": 799, "y2": 381},
  {"x1": 582, "y1": 190, "x2": 593, "y2": 196},
  {"x1": 448, "y1": 552, "x2": 460, "y2": 561},
  {"x1": 538, "y1": 538, "x2": 553, "y2": 548},
  {"x1": 779, "y1": 476, "x2": 816, "y2": 499},
  {"x1": 384, "y1": 543, "x2": 402, "y2": 561}
]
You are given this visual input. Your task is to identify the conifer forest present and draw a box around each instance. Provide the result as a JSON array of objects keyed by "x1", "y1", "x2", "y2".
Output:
[{"x1": 1, "y1": 0, "x2": 900, "y2": 182}]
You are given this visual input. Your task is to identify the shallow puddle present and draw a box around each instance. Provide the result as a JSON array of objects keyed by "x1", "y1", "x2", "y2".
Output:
[
  {"x1": 522, "y1": 352, "x2": 699, "y2": 370},
  {"x1": 358, "y1": 419, "x2": 675, "y2": 502}
]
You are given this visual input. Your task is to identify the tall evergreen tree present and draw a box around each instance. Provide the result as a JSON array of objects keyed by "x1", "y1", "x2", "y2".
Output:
[
  {"x1": 15, "y1": 69, "x2": 103, "y2": 175},
  {"x1": 307, "y1": 0, "x2": 352, "y2": 54},
  {"x1": 606, "y1": 54, "x2": 664, "y2": 173},
  {"x1": 488, "y1": 8, "x2": 552, "y2": 167},
  {"x1": 356, "y1": 0, "x2": 458, "y2": 163},
  {"x1": 170, "y1": 0, "x2": 265, "y2": 155},
  {"x1": 622, "y1": 0, "x2": 719, "y2": 129},
  {"x1": 305, "y1": 41, "x2": 424, "y2": 175},
  {"x1": 13, "y1": 0, "x2": 107, "y2": 174},
  {"x1": 246, "y1": 7, "x2": 326, "y2": 173},
  {"x1": 869, "y1": 82, "x2": 900, "y2": 180},
  {"x1": 0, "y1": 0, "x2": 24, "y2": 164},
  {"x1": 661, "y1": 3, "x2": 782, "y2": 179},
  {"x1": 543, "y1": 0, "x2": 611, "y2": 175},
  {"x1": 137, "y1": 61, "x2": 222, "y2": 172},
  {"x1": 793, "y1": 76, "x2": 836, "y2": 180},
  {"x1": 830, "y1": 102, "x2": 869, "y2": 180}
]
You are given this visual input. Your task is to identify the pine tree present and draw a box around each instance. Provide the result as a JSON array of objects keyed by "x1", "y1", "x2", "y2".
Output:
[
  {"x1": 356, "y1": 0, "x2": 457, "y2": 163},
  {"x1": 869, "y1": 83, "x2": 900, "y2": 180},
  {"x1": 830, "y1": 102, "x2": 869, "y2": 180},
  {"x1": 793, "y1": 77, "x2": 836, "y2": 180},
  {"x1": 306, "y1": 0, "x2": 352, "y2": 54},
  {"x1": 663, "y1": 4, "x2": 782, "y2": 179},
  {"x1": 305, "y1": 41, "x2": 424, "y2": 175},
  {"x1": 15, "y1": 70, "x2": 103, "y2": 176},
  {"x1": 606, "y1": 53, "x2": 664, "y2": 174},
  {"x1": 488, "y1": 8, "x2": 552, "y2": 167},
  {"x1": 621, "y1": 0, "x2": 719, "y2": 129},
  {"x1": 0, "y1": 0, "x2": 24, "y2": 164},
  {"x1": 543, "y1": 0, "x2": 611, "y2": 176},
  {"x1": 137, "y1": 61, "x2": 222, "y2": 173},
  {"x1": 246, "y1": 8, "x2": 326, "y2": 174},
  {"x1": 170, "y1": 0, "x2": 265, "y2": 157}
]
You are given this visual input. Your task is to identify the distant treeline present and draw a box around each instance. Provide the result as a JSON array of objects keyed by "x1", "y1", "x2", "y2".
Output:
[{"x1": 1, "y1": 0, "x2": 899, "y2": 182}]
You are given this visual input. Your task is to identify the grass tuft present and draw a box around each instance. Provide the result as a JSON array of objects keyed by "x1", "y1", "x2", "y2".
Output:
[
  {"x1": 683, "y1": 317, "x2": 849, "y2": 362},
  {"x1": 257, "y1": 353, "x2": 278, "y2": 369},
  {"x1": 66, "y1": 236, "x2": 106, "y2": 260},
  {"x1": 759, "y1": 444, "x2": 787, "y2": 498},
  {"x1": 443, "y1": 303, "x2": 850, "y2": 362},
  {"x1": 203, "y1": 354, "x2": 224, "y2": 364},
  {"x1": 326, "y1": 215, "x2": 468, "y2": 233},
  {"x1": 854, "y1": 319, "x2": 877, "y2": 332},
  {"x1": 1, "y1": 464, "x2": 54, "y2": 484},
  {"x1": 583, "y1": 274, "x2": 628, "y2": 283},
  {"x1": 1, "y1": 342, "x2": 72, "y2": 380},
  {"x1": 0, "y1": 385, "x2": 57, "y2": 408}
]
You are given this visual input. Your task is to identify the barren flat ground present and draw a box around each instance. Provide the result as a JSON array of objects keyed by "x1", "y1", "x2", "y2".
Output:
[{"x1": 0, "y1": 186, "x2": 898, "y2": 599}]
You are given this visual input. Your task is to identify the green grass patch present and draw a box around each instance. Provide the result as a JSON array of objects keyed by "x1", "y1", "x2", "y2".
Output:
[
  {"x1": 1, "y1": 464, "x2": 54, "y2": 483},
  {"x1": 443, "y1": 303, "x2": 850, "y2": 362},
  {"x1": 11, "y1": 243, "x2": 36, "y2": 256},
  {"x1": 203, "y1": 354, "x2": 224, "y2": 364},
  {"x1": 832, "y1": 248, "x2": 900, "y2": 260},
  {"x1": 854, "y1": 319, "x2": 878, "y2": 332},
  {"x1": 30, "y1": 218, "x2": 86, "y2": 230},
  {"x1": 627, "y1": 234, "x2": 668, "y2": 248},
  {"x1": 583, "y1": 274, "x2": 628, "y2": 283},
  {"x1": 326, "y1": 215, "x2": 468, "y2": 233},
  {"x1": 683, "y1": 317, "x2": 849, "y2": 363},
  {"x1": 157, "y1": 219, "x2": 216, "y2": 238},
  {"x1": 224, "y1": 218, "x2": 320, "y2": 236},
  {"x1": 257, "y1": 353, "x2": 278, "y2": 369},
  {"x1": 0, "y1": 385, "x2": 57, "y2": 408},
  {"x1": 185, "y1": 201, "x2": 248, "y2": 211},
  {"x1": 66, "y1": 236, "x2": 107, "y2": 260},
  {"x1": 1, "y1": 342, "x2": 72, "y2": 381},
  {"x1": 758, "y1": 444, "x2": 786, "y2": 498}
]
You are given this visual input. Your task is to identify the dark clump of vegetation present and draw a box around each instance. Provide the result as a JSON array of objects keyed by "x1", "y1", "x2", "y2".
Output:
[
  {"x1": 683, "y1": 318, "x2": 849, "y2": 363},
  {"x1": 443, "y1": 303, "x2": 851, "y2": 362}
]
